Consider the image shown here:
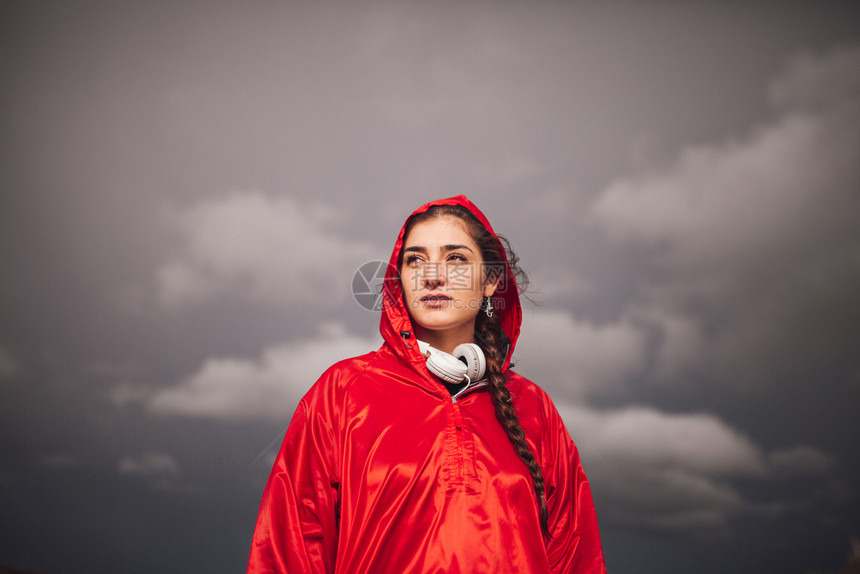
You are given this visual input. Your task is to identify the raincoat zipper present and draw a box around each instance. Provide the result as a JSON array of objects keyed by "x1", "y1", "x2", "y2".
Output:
[{"x1": 446, "y1": 380, "x2": 488, "y2": 488}]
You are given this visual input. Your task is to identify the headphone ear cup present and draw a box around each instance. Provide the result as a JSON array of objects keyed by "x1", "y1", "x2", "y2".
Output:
[
  {"x1": 452, "y1": 343, "x2": 486, "y2": 382},
  {"x1": 425, "y1": 349, "x2": 469, "y2": 384}
]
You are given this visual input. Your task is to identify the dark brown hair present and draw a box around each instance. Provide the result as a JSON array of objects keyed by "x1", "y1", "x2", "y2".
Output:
[{"x1": 401, "y1": 205, "x2": 549, "y2": 537}]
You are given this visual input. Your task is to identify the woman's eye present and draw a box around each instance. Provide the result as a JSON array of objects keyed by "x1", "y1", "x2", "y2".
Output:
[
  {"x1": 405, "y1": 255, "x2": 423, "y2": 266},
  {"x1": 448, "y1": 253, "x2": 468, "y2": 263}
]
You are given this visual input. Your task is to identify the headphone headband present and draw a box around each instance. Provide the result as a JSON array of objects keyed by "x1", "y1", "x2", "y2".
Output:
[{"x1": 418, "y1": 340, "x2": 486, "y2": 384}]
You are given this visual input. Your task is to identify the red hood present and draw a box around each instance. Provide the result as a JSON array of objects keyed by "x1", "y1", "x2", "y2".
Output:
[{"x1": 379, "y1": 195, "x2": 522, "y2": 372}]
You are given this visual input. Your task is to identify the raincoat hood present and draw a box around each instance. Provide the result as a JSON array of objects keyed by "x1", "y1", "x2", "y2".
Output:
[{"x1": 379, "y1": 195, "x2": 522, "y2": 372}]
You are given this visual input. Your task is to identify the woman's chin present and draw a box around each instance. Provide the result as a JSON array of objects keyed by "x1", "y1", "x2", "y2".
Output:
[{"x1": 411, "y1": 312, "x2": 477, "y2": 337}]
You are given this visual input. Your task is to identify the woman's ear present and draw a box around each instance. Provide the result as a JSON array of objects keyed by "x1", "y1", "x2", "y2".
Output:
[
  {"x1": 482, "y1": 263, "x2": 502, "y2": 298},
  {"x1": 482, "y1": 278, "x2": 499, "y2": 298}
]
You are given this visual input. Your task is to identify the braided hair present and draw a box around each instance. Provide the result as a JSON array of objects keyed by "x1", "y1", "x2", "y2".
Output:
[{"x1": 402, "y1": 205, "x2": 549, "y2": 538}]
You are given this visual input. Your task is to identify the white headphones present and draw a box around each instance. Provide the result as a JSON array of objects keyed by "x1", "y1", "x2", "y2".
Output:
[{"x1": 417, "y1": 340, "x2": 486, "y2": 384}]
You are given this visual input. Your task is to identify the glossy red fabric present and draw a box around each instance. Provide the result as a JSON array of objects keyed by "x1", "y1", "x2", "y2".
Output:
[{"x1": 248, "y1": 196, "x2": 606, "y2": 573}]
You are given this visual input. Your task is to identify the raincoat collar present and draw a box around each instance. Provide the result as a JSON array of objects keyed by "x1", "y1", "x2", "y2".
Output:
[{"x1": 379, "y1": 195, "x2": 522, "y2": 374}]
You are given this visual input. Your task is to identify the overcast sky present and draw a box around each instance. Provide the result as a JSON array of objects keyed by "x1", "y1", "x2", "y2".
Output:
[{"x1": 2, "y1": 2, "x2": 859, "y2": 573}]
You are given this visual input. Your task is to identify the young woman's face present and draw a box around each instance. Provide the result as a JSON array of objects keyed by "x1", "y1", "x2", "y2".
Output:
[{"x1": 400, "y1": 216, "x2": 497, "y2": 345}]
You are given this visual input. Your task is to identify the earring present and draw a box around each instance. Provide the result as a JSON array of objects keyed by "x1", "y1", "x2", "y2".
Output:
[{"x1": 484, "y1": 296, "x2": 494, "y2": 318}]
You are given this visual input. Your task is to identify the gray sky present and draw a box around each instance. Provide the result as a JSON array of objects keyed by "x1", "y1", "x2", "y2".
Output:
[{"x1": 2, "y1": 1, "x2": 859, "y2": 573}]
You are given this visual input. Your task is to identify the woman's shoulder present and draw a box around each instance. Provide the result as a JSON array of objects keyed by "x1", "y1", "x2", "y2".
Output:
[
  {"x1": 305, "y1": 344, "x2": 411, "y2": 397},
  {"x1": 309, "y1": 349, "x2": 382, "y2": 393},
  {"x1": 504, "y1": 370, "x2": 575, "y2": 450},
  {"x1": 505, "y1": 369, "x2": 549, "y2": 399},
  {"x1": 505, "y1": 369, "x2": 563, "y2": 417}
]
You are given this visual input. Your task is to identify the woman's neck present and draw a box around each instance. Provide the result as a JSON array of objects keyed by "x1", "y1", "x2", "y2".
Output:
[{"x1": 414, "y1": 323, "x2": 475, "y2": 354}]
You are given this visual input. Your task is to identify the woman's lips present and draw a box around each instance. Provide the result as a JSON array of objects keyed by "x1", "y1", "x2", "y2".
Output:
[{"x1": 421, "y1": 294, "x2": 452, "y2": 308}]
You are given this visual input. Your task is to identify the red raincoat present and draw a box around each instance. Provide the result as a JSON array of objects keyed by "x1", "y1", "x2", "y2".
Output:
[{"x1": 248, "y1": 196, "x2": 606, "y2": 573}]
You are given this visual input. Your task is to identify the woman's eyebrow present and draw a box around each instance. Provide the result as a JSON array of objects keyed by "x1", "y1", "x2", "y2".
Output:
[
  {"x1": 402, "y1": 244, "x2": 474, "y2": 253},
  {"x1": 443, "y1": 244, "x2": 474, "y2": 253}
]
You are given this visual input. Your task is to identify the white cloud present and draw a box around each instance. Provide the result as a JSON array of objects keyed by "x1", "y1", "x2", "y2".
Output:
[
  {"x1": 591, "y1": 111, "x2": 853, "y2": 281},
  {"x1": 590, "y1": 44, "x2": 860, "y2": 388},
  {"x1": 144, "y1": 324, "x2": 377, "y2": 422},
  {"x1": 528, "y1": 266, "x2": 592, "y2": 304},
  {"x1": 564, "y1": 405, "x2": 766, "y2": 478},
  {"x1": 110, "y1": 383, "x2": 152, "y2": 408},
  {"x1": 514, "y1": 308, "x2": 647, "y2": 400},
  {"x1": 558, "y1": 403, "x2": 845, "y2": 533},
  {"x1": 633, "y1": 308, "x2": 707, "y2": 381},
  {"x1": 769, "y1": 446, "x2": 835, "y2": 477},
  {"x1": 769, "y1": 44, "x2": 860, "y2": 112},
  {"x1": 559, "y1": 404, "x2": 766, "y2": 532},
  {"x1": 118, "y1": 452, "x2": 180, "y2": 477},
  {"x1": 157, "y1": 192, "x2": 376, "y2": 308}
]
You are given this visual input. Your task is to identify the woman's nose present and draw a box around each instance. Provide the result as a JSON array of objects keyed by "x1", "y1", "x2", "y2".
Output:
[{"x1": 422, "y1": 263, "x2": 446, "y2": 289}]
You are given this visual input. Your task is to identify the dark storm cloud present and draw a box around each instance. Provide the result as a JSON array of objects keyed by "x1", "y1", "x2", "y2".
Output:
[
  {"x1": 591, "y1": 43, "x2": 860, "y2": 393},
  {"x1": 3, "y1": 2, "x2": 860, "y2": 574}
]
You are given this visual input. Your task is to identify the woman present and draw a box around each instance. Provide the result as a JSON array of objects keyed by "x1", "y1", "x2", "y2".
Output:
[{"x1": 247, "y1": 196, "x2": 606, "y2": 573}]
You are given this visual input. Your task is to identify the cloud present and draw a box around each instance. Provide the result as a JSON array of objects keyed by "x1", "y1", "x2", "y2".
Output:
[
  {"x1": 142, "y1": 324, "x2": 377, "y2": 422},
  {"x1": 118, "y1": 452, "x2": 180, "y2": 478},
  {"x1": 514, "y1": 308, "x2": 647, "y2": 400},
  {"x1": 769, "y1": 44, "x2": 860, "y2": 112},
  {"x1": 559, "y1": 403, "x2": 846, "y2": 533},
  {"x1": 559, "y1": 404, "x2": 775, "y2": 532},
  {"x1": 157, "y1": 192, "x2": 376, "y2": 308},
  {"x1": 528, "y1": 266, "x2": 592, "y2": 303},
  {"x1": 571, "y1": 406, "x2": 766, "y2": 476},
  {"x1": 590, "y1": 44, "x2": 860, "y2": 388},
  {"x1": 768, "y1": 445, "x2": 835, "y2": 477},
  {"x1": 562, "y1": 405, "x2": 763, "y2": 532}
]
